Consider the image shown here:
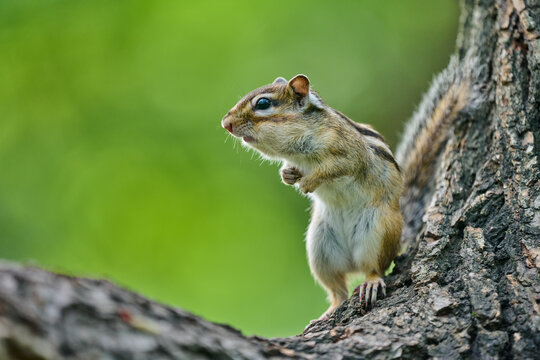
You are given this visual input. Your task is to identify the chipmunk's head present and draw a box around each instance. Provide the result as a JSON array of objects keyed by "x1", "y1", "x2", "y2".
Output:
[{"x1": 222, "y1": 75, "x2": 326, "y2": 159}]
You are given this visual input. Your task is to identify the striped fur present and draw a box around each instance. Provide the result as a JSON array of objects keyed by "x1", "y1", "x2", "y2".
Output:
[
  {"x1": 222, "y1": 53, "x2": 484, "y2": 319},
  {"x1": 394, "y1": 54, "x2": 484, "y2": 247},
  {"x1": 395, "y1": 55, "x2": 484, "y2": 188},
  {"x1": 222, "y1": 75, "x2": 403, "y2": 318}
]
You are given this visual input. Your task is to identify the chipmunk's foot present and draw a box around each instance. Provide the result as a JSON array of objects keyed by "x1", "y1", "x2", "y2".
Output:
[
  {"x1": 280, "y1": 167, "x2": 302, "y2": 185},
  {"x1": 317, "y1": 306, "x2": 336, "y2": 321},
  {"x1": 303, "y1": 306, "x2": 335, "y2": 331},
  {"x1": 354, "y1": 276, "x2": 386, "y2": 308}
]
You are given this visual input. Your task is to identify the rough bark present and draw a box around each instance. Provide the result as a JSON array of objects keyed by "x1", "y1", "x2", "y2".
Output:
[{"x1": 1, "y1": 0, "x2": 539, "y2": 359}]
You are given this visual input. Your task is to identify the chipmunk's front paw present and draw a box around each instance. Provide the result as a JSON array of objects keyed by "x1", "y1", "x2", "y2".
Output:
[
  {"x1": 298, "y1": 177, "x2": 319, "y2": 194},
  {"x1": 281, "y1": 167, "x2": 302, "y2": 185}
]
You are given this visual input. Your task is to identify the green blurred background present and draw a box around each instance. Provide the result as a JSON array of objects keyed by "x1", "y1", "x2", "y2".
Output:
[{"x1": 0, "y1": 0, "x2": 458, "y2": 336}]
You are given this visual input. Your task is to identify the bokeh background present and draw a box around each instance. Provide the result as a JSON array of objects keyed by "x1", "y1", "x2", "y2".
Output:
[{"x1": 0, "y1": 0, "x2": 458, "y2": 336}]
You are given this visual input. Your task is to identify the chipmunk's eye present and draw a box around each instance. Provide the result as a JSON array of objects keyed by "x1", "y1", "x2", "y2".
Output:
[{"x1": 254, "y1": 97, "x2": 271, "y2": 110}]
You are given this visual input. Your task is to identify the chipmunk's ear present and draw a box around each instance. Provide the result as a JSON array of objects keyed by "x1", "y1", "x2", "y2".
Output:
[
  {"x1": 287, "y1": 74, "x2": 310, "y2": 99},
  {"x1": 273, "y1": 77, "x2": 287, "y2": 85}
]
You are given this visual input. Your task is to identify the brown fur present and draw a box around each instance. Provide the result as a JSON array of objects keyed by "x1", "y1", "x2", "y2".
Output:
[
  {"x1": 369, "y1": 144, "x2": 401, "y2": 173},
  {"x1": 377, "y1": 201, "x2": 402, "y2": 275},
  {"x1": 401, "y1": 82, "x2": 470, "y2": 188},
  {"x1": 222, "y1": 75, "x2": 404, "y2": 316}
]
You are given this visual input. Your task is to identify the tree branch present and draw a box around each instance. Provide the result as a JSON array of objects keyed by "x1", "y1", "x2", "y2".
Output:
[{"x1": 1, "y1": 0, "x2": 539, "y2": 359}]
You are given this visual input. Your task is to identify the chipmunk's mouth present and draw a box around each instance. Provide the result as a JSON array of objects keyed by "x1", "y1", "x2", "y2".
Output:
[{"x1": 221, "y1": 119, "x2": 256, "y2": 143}]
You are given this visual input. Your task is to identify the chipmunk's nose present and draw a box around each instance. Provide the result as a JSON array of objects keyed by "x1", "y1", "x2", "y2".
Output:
[{"x1": 222, "y1": 116, "x2": 233, "y2": 133}]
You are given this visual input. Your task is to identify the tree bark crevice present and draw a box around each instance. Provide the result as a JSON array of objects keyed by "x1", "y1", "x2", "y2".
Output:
[{"x1": 1, "y1": 1, "x2": 539, "y2": 359}]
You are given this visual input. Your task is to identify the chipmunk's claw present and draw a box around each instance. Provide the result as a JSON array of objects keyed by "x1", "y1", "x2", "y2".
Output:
[{"x1": 356, "y1": 277, "x2": 386, "y2": 308}]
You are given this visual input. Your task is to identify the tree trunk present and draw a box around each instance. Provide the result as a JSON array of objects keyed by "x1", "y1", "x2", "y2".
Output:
[{"x1": 1, "y1": 1, "x2": 539, "y2": 359}]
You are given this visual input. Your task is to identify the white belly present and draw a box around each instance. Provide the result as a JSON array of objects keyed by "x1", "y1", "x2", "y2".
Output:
[{"x1": 305, "y1": 176, "x2": 383, "y2": 275}]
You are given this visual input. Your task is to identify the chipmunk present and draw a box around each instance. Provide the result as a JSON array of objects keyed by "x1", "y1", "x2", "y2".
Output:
[{"x1": 221, "y1": 55, "x2": 480, "y2": 319}]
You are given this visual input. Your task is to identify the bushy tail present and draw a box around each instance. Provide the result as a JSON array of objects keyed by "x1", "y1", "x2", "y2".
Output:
[{"x1": 395, "y1": 54, "x2": 484, "y2": 190}]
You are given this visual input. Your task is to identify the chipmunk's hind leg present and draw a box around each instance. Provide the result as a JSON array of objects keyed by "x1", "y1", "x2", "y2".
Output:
[
  {"x1": 355, "y1": 273, "x2": 386, "y2": 308},
  {"x1": 316, "y1": 272, "x2": 348, "y2": 320},
  {"x1": 306, "y1": 205, "x2": 350, "y2": 320}
]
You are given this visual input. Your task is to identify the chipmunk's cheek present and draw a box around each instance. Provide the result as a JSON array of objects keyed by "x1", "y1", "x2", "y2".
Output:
[{"x1": 251, "y1": 123, "x2": 267, "y2": 139}]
